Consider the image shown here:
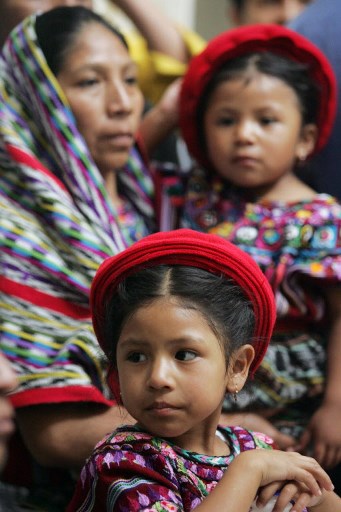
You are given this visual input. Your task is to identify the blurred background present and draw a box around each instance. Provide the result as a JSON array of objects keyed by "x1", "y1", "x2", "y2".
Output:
[{"x1": 96, "y1": 0, "x2": 231, "y2": 40}]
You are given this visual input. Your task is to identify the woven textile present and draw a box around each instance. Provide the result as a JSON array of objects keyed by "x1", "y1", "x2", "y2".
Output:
[{"x1": 0, "y1": 15, "x2": 155, "y2": 407}]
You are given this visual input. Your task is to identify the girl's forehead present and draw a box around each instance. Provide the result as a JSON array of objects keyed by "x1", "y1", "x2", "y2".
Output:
[{"x1": 207, "y1": 72, "x2": 299, "y2": 103}]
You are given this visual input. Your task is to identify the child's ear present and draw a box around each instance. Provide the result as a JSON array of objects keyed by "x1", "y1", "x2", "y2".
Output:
[
  {"x1": 297, "y1": 123, "x2": 318, "y2": 161},
  {"x1": 226, "y1": 344, "x2": 255, "y2": 394}
]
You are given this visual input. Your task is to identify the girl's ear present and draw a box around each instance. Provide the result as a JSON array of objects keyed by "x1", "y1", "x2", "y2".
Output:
[
  {"x1": 297, "y1": 123, "x2": 318, "y2": 161},
  {"x1": 226, "y1": 344, "x2": 255, "y2": 394}
]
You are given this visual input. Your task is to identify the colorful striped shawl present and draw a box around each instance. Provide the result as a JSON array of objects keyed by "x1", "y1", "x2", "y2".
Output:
[{"x1": 0, "y1": 15, "x2": 155, "y2": 407}]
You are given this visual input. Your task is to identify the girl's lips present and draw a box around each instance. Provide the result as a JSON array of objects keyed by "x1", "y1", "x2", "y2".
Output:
[
  {"x1": 232, "y1": 156, "x2": 259, "y2": 165},
  {"x1": 146, "y1": 402, "x2": 180, "y2": 416}
]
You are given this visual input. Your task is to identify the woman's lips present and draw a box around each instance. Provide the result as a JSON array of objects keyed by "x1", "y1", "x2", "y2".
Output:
[{"x1": 101, "y1": 133, "x2": 134, "y2": 148}]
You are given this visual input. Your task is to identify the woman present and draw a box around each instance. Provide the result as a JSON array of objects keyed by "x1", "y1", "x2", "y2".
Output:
[{"x1": 0, "y1": 6, "x2": 155, "y2": 510}]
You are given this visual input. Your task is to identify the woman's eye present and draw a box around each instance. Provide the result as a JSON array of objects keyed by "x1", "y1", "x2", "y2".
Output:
[
  {"x1": 77, "y1": 78, "x2": 99, "y2": 88},
  {"x1": 125, "y1": 76, "x2": 138, "y2": 86},
  {"x1": 175, "y1": 350, "x2": 197, "y2": 361},
  {"x1": 127, "y1": 352, "x2": 146, "y2": 363}
]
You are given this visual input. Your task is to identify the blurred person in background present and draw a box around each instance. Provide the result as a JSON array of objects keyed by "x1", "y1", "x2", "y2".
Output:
[
  {"x1": 289, "y1": 0, "x2": 341, "y2": 201},
  {"x1": 228, "y1": 0, "x2": 314, "y2": 26}
]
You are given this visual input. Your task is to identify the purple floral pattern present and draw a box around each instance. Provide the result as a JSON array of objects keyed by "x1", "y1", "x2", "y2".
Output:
[{"x1": 67, "y1": 425, "x2": 274, "y2": 511}]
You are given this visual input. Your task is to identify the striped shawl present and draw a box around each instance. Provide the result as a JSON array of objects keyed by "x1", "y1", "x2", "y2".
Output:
[{"x1": 0, "y1": 15, "x2": 155, "y2": 407}]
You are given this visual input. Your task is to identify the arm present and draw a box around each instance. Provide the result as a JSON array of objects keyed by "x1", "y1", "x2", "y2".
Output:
[
  {"x1": 139, "y1": 78, "x2": 181, "y2": 157},
  {"x1": 296, "y1": 286, "x2": 341, "y2": 469},
  {"x1": 16, "y1": 402, "x2": 134, "y2": 468},
  {"x1": 194, "y1": 450, "x2": 336, "y2": 512},
  {"x1": 111, "y1": 0, "x2": 188, "y2": 62},
  {"x1": 220, "y1": 411, "x2": 296, "y2": 449}
]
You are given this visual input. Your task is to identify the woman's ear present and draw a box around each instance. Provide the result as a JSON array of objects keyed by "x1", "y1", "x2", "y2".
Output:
[
  {"x1": 226, "y1": 344, "x2": 255, "y2": 394},
  {"x1": 297, "y1": 123, "x2": 318, "y2": 161}
]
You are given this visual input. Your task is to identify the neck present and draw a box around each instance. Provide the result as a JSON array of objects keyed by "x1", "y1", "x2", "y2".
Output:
[
  {"x1": 102, "y1": 169, "x2": 122, "y2": 208},
  {"x1": 242, "y1": 174, "x2": 317, "y2": 203}
]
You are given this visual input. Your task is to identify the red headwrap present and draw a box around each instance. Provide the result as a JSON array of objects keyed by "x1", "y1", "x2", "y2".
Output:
[
  {"x1": 91, "y1": 229, "x2": 276, "y2": 375},
  {"x1": 180, "y1": 24, "x2": 337, "y2": 171}
]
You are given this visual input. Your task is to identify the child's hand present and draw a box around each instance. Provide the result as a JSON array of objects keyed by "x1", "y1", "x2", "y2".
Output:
[
  {"x1": 293, "y1": 402, "x2": 341, "y2": 469},
  {"x1": 234, "y1": 449, "x2": 334, "y2": 500},
  {"x1": 255, "y1": 479, "x2": 329, "y2": 512}
]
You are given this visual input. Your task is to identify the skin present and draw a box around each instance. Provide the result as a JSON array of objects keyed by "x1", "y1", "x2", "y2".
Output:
[
  {"x1": 0, "y1": 0, "x2": 92, "y2": 46},
  {"x1": 116, "y1": 296, "x2": 254, "y2": 455},
  {"x1": 57, "y1": 21, "x2": 144, "y2": 205},
  {"x1": 203, "y1": 71, "x2": 317, "y2": 202},
  {"x1": 0, "y1": 352, "x2": 18, "y2": 471},
  {"x1": 229, "y1": 0, "x2": 313, "y2": 26}
]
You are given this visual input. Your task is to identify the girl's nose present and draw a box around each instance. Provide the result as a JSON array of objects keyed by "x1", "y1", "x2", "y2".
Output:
[
  {"x1": 107, "y1": 81, "x2": 132, "y2": 117},
  {"x1": 147, "y1": 358, "x2": 173, "y2": 390},
  {"x1": 235, "y1": 119, "x2": 256, "y2": 144},
  {"x1": 0, "y1": 353, "x2": 18, "y2": 395}
]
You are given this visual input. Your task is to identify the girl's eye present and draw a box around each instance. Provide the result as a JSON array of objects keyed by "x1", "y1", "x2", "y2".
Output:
[
  {"x1": 217, "y1": 117, "x2": 235, "y2": 126},
  {"x1": 127, "y1": 352, "x2": 146, "y2": 363},
  {"x1": 260, "y1": 117, "x2": 277, "y2": 125},
  {"x1": 175, "y1": 350, "x2": 197, "y2": 361}
]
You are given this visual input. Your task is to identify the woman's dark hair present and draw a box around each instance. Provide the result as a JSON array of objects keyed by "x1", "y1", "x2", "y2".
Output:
[
  {"x1": 103, "y1": 265, "x2": 255, "y2": 372},
  {"x1": 197, "y1": 51, "x2": 320, "y2": 151},
  {"x1": 35, "y1": 6, "x2": 128, "y2": 76}
]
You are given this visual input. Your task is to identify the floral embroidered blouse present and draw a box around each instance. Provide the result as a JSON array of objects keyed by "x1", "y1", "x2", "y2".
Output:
[{"x1": 67, "y1": 424, "x2": 275, "y2": 511}]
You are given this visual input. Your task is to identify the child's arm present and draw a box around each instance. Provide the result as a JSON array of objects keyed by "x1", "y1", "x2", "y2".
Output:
[
  {"x1": 295, "y1": 286, "x2": 341, "y2": 469},
  {"x1": 193, "y1": 450, "x2": 335, "y2": 512}
]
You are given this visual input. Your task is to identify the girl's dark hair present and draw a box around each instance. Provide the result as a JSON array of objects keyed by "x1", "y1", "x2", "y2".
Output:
[
  {"x1": 103, "y1": 265, "x2": 255, "y2": 371},
  {"x1": 35, "y1": 6, "x2": 128, "y2": 76},
  {"x1": 197, "y1": 51, "x2": 320, "y2": 151}
]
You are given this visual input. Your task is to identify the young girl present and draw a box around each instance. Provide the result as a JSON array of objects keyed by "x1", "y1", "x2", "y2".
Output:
[
  {"x1": 177, "y1": 24, "x2": 341, "y2": 480},
  {"x1": 67, "y1": 229, "x2": 339, "y2": 511}
]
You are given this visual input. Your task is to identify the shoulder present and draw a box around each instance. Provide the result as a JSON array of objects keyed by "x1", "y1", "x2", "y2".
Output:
[
  {"x1": 93, "y1": 425, "x2": 179, "y2": 472},
  {"x1": 219, "y1": 426, "x2": 275, "y2": 453}
]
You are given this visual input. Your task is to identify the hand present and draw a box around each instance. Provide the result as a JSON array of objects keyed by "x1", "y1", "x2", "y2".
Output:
[
  {"x1": 232, "y1": 450, "x2": 334, "y2": 511},
  {"x1": 251, "y1": 450, "x2": 332, "y2": 493},
  {"x1": 220, "y1": 412, "x2": 296, "y2": 450},
  {"x1": 293, "y1": 402, "x2": 341, "y2": 469},
  {"x1": 255, "y1": 480, "x2": 328, "y2": 512}
]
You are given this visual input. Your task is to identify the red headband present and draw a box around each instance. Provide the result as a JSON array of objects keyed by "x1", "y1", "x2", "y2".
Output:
[
  {"x1": 91, "y1": 229, "x2": 276, "y2": 375},
  {"x1": 180, "y1": 24, "x2": 337, "y2": 170}
]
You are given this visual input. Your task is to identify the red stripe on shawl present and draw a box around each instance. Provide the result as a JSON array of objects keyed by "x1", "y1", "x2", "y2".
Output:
[
  {"x1": 6, "y1": 143, "x2": 68, "y2": 192},
  {"x1": 0, "y1": 276, "x2": 90, "y2": 319},
  {"x1": 10, "y1": 386, "x2": 115, "y2": 408}
]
